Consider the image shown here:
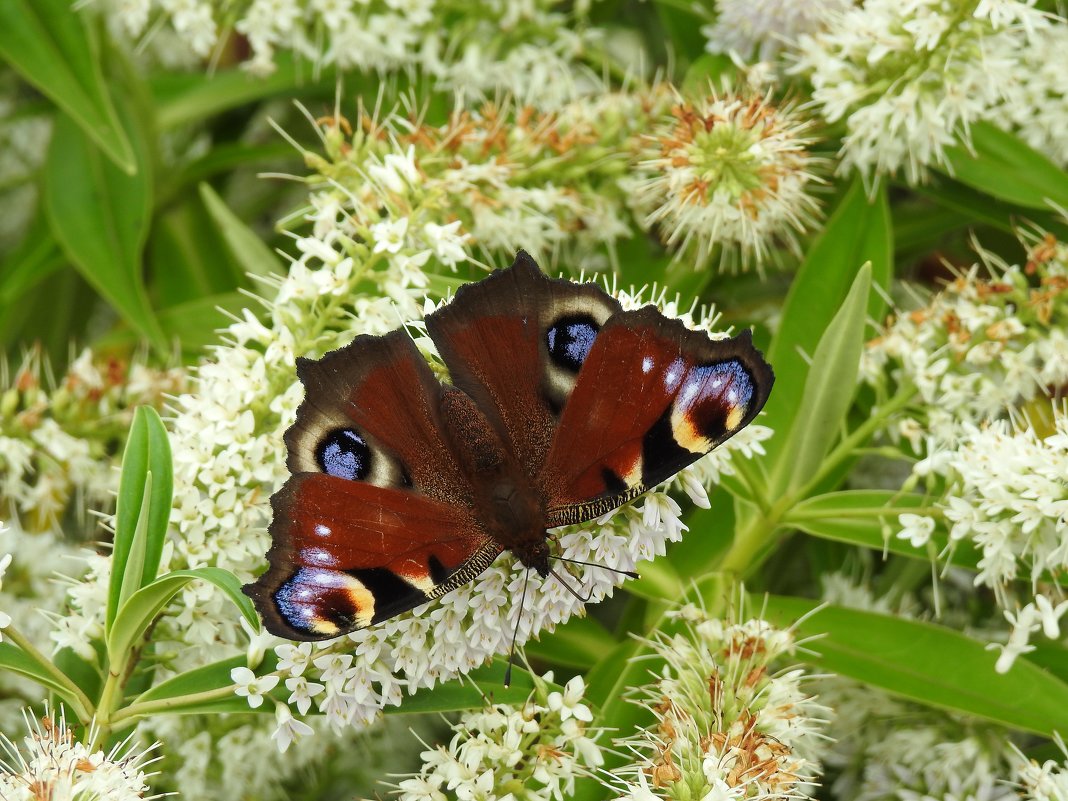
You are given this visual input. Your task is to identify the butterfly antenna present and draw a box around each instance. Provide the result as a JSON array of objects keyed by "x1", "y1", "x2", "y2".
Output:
[
  {"x1": 549, "y1": 554, "x2": 640, "y2": 580},
  {"x1": 504, "y1": 568, "x2": 531, "y2": 688},
  {"x1": 548, "y1": 568, "x2": 594, "y2": 603}
]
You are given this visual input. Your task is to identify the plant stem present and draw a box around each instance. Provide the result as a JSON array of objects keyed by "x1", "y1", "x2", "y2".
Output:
[
  {"x1": 3, "y1": 624, "x2": 94, "y2": 722},
  {"x1": 717, "y1": 386, "x2": 920, "y2": 576}
]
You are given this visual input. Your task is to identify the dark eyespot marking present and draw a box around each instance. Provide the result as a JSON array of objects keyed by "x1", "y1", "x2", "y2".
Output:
[
  {"x1": 547, "y1": 314, "x2": 600, "y2": 373},
  {"x1": 316, "y1": 428, "x2": 372, "y2": 481},
  {"x1": 274, "y1": 567, "x2": 359, "y2": 635}
]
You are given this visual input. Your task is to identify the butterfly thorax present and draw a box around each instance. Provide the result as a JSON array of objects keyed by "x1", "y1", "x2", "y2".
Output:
[{"x1": 440, "y1": 385, "x2": 551, "y2": 577}]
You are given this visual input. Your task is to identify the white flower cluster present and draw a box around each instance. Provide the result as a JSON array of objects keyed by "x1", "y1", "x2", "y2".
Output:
[
  {"x1": 634, "y1": 91, "x2": 821, "y2": 270},
  {"x1": 607, "y1": 606, "x2": 829, "y2": 800},
  {"x1": 820, "y1": 675, "x2": 1019, "y2": 801},
  {"x1": 863, "y1": 237, "x2": 1068, "y2": 457},
  {"x1": 96, "y1": 0, "x2": 598, "y2": 106},
  {"x1": 0, "y1": 711, "x2": 160, "y2": 801},
  {"x1": 702, "y1": 0, "x2": 850, "y2": 60},
  {"x1": 792, "y1": 0, "x2": 1065, "y2": 182},
  {"x1": 394, "y1": 673, "x2": 602, "y2": 800},
  {"x1": 0, "y1": 350, "x2": 187, "y2": 533}
]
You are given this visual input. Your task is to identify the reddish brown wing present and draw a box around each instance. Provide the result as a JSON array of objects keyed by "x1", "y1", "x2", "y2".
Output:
[
  {"x1": 539, "y1": 307, "x2": 774, "y2": 527},
  {"x1": 245, "y1": 475, "x2": 500, "y2": 641},
  {"x1": 246, "y1": 328, "x2": 501, "y2": 640},
  {"x1": 424, "y1": 251, "x2": 621, "y2": 482}
]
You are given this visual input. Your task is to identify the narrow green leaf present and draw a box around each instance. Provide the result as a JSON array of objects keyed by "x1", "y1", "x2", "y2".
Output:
[
  {"x1": 767, "y1": 264, "x2": 872, "y2": 496},
  {"x1": 199, "y1": 183, "x2": 284, "y2": 280},
  {"x1": 152, "y1": 54, "x2": 335, "y2": 130},
  {"x1": 129, "y1": 654, "x2": 281, "y2": 716},
  {"x1": 44, "y1": 99, "x2": 164, "y2": 350},
  {"x1": 108, "y1": 408, "x2": 150, "y2": 631},
  {"x1": 107, "y1": 407, "x2": 173, "y2": 631},
  {"x1": 94, "y1": 292, "x2": 258, "y2": 353},
  {"x1": 117, "y1": 471, "x2": 153, "y2": 619},
  {"x1": 108, "y1": 567, "x2": 259, "y2": 664},
  {"x1": 0, "y1": 0, "x2": 134, "y2": 171},
  {"x1": 141, "y1": 409, "x2": 173, "y2": 586},
  {"x1": 761, "y1": 595, "x2": 1068, "y2": 736},
  {"x1": 0, "y1": 642, "x2": 71, "y2": 697},
  {"x1": 943, "y1": 122, "x2": 1068, "y2": 211},
  {"x1": 624, "y1": 558, "x2": 685, "y2": 602}
]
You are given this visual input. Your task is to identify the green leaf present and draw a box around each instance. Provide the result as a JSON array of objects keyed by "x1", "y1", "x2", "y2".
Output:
[
  {"x1": 524, "y1": 616, "x2": 618, "y2": 670},
  {"x1": 761, "y1": 595, "x2": 1068, "y2": 736},
  {"x1": 117, "y1": 471, "x2": 154, "y2": 622},
  {"x1": 0, "y1": 0, "x2": 135, "y2": 171},
  {"x1": 95, "y1": 292, "x2": 258, "y2": 353},
  {"x1": 199, "y1": 183, "x2": 284, "y2": 281},
  {"x1": 44, "y1": 102, "x2": 164, "y2": 350},
  {"x1": 108, "y1": 568, "x2": 259, "y2": 665},
  {"x1": 943, "y1": 122, "x2": 1068, "y2": 211},
  {"x1": 681, "y1": 53, "x2": 735, "y2": 95},
  {"x1": 0, "y1": 642, "x2": 73, "y2": 697},
  {"x1": 0, "y1": 208, "x2": 64, "y2": 305},
  {"x1": 152, "y1": 54, "x2": 336, "y2": 130},
  {"x1": 397, "y1": 660, "x2": 554, "y2": 715},
  {"x1": 107, "y1": 407, "x2": 173, "y2": 631},
  {"x1": 127, "y1": 654, "x2": 281, "y2": 716},
  {"x1": 767, "y1": 264, "x2": 872, "y2": 497},
  {"x1": 767, "y1": 178, "x2": 891, "y2": 412},
  {"x1": 786, "y1": 489, "x2": 980, "y2": 565}
]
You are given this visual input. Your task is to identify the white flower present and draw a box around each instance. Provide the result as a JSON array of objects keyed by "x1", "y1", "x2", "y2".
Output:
[
  {"x1": 547, "y1": 676, "x2": 593, "y2": 722},
  {"x1": 898, "y1": 513, "x2": 936, "y2": 548},
  {"x1": 285, "y1": 676, "x2": 325, "y2": 715},
  {"x1": 371, "y1": 216, "x2": 409, "y2": 254},
  {"x1": 276, "y1": 642, "x2": 313, "y2": 676},
  {"x1": 271, "y1": 703, "x2": 315, "y2": 753},
  {"x1": 703, "y1": 0, "x2": 849, "y2": 60},
  {"x1": 423, "y1": 220, "x2": 469, "y2": 267},
  {"x1": 231, "y1": 666, "x2": 280, "y2": 709}
]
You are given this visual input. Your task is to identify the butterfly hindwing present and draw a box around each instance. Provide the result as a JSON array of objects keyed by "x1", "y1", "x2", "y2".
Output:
[
  {"x1": 424, "y1": 251, "x2": 621, "y2": 481},
  {"x1": 245, "y1": 474, "x2": 501, "y2": 641},
  {"x1": 539, "y1": 307, "x2": 774, "y2": 526}
]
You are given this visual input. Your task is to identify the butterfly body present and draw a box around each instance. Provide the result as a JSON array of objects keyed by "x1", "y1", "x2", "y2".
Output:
[{"x1": 244, "y1": 251, "x2": 774, "y2": 641}]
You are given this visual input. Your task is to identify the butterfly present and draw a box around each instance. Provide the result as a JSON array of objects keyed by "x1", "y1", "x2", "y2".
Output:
[{"x1": 243, "y1": 251, "x2": 774, "y2": 641}]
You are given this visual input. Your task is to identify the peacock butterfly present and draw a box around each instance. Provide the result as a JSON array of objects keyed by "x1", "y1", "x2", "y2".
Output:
[{"x1": 243, "y1": 251, "x2": 774, "y2": 641}]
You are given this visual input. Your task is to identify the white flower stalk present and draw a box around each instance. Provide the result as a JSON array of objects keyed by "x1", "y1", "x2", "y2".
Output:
[
  {"x1": 862, "y1": 232, "x2": 1068, "y2": 456},
  {"x1": 0, "y1": 710, "x2": 162, "y2": 801},
  {"x1": 301, "y1": 89, "x2": 672, "y2": 272},
  {"x1": 702, "y1": 0, "x2": 850, "y2": 60},
  {"x1": 94, "y1": 0, "x2": 598, "y2": 106},
  {"x1": 820, "y1": 677, "x2": 1018, "y2": 801},
  {"x1": 0, "y1": 350, "x2": 187, "y2": 533},
  {"x1": 393, "y1": 673, "x2": 602, "y2": 800},
  {"x1": 606, "y1": 606, "x2": 829, "y2": 800},
  {"x1": 792, "y1": 0, "x2": 1058, "y2": 182},
  {"x1": 634, "y1": 91, "x2": 822, "y2": 271}
]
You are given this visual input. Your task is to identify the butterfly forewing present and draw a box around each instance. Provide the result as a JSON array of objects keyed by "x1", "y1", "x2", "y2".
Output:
[{"x1": 539, "y1": 307, "x2": 774, "y2": 526}]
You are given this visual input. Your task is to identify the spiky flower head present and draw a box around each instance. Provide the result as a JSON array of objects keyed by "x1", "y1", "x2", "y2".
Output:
[
  {"x1": 0, "y1": 711, "x2": 161, "y2": 801},
  {"x1": 635, "y1": 91, "x2": 821, "y2": 271},
  {"x1": 606, "y1": 603, "x2": 829, "y2": 800}
]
